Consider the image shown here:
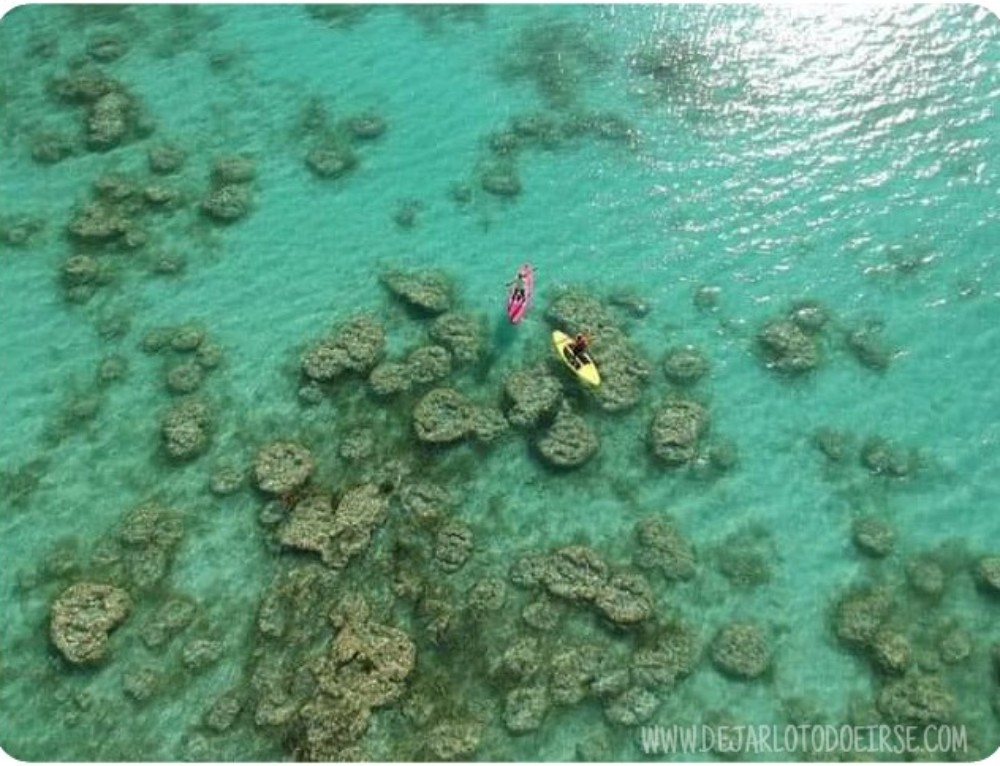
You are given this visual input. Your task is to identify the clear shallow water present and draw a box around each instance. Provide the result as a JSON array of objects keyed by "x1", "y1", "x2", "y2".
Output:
[{"x1": 0, "y1": 4, "x2": 998, "y2": 762}]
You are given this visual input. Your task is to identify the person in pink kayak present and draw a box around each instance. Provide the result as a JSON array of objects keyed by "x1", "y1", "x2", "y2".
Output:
[
  {"x1": 506, "y1": 263, "x2": 534, "y2": 324},
  {"x1": 509, "y1": 272, "x2": 527, "y2": 302}
]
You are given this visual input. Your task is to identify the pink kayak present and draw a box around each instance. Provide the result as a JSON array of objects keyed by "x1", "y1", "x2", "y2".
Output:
[{"x1": 506, "y1": 263, "x2": 535, "y2": 324}]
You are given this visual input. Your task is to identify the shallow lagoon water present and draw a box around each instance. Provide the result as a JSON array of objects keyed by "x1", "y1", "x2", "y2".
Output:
[{"x1": 0, "y1": 4, "x2": 998, "y2": 761}]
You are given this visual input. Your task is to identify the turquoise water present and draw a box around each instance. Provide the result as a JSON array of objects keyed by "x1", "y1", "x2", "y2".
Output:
[{"x1": 1, "y1": 3, "x2": 998, "y2": 761}]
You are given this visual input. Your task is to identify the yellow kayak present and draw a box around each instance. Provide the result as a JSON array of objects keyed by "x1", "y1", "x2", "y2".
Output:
[{"x1": 552, "y1": 330, "x2": 601, "y2": 387}]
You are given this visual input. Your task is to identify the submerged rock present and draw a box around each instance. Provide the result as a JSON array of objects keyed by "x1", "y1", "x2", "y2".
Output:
[
  {"x1": 834, "y1": 586, "x2": 893, "y2": 647},
  {"x1": 406, "y1": 345, "x2": 452, "y2": 385},
  {"x1": 306, "y1": 143, "x2": 358, "y2": 179},
  {"x1": 400, "y1": 481, "x2": 451, "y2": 521},
  {"x1": 976, "y1": 556, "x2": 1000, "y2": 596},
  {"x1": 429, "y1": 312, "x2": 485, "y2": 364},
  {"x1": 50, "y1": 582, "x2": 132, "y2": 664},
  {"x1": 788, "y1": 301, "x2": 829, "y2": 333},
  {"x1": 631, "y1": 621, "x2": 700, "y2": 688},
  {"x1": 148, "y1": 143, "x2": 186, "y2": 175},
  {"x1": 846, "y1": 323, "x2": 892, "y2": 371},
  {"x1": 905, "y1": 555, "x2": 946, "y2": 599},
  {"x1": 435, "y1": 520, "x2": 473, "y2": 572},
  {"x1": 860, "y1": 436, "x2": 914, "y2": 478},
  {"x1": 938, "y1": 627, "x2": 971, "y2": 665},
  {"x1": 212, "y1": 155, "x2": 256, "y2": 185},
  {"x1": 380, "y1": 269, "x2": 452, "y2": 315},
  {"x1": 504, "y1": 365, "x2": 563, "y2": 428},
  {"x1": 515, "y1": 545, "x2": 652, "y2": 625},
  {"x1": 201, "y1": 184, "x2": 251, "y2": 222},
  {"x1": 279, "y1": 494, "x2": 336, "y2": 559},
  {"x1": 280, "y1": 485, "x2": 388, "y2": 569},
  {"x1": 123, "y1": 665, "x2": 162, "y2": 702},
  {"x1": 171, "y1": 324, "x2": 205, "y2": 352},
  {"x1": 593, "y1": 572, "x2": 653, "y2": 625},
  {"x1": 119, "y1": 502, "x2": 183, "y2": 588},
  {"x1": 648, "y1": 398, "x2": 708, "y2": 466},
  {"x1": 86, "y1": 90, "x2": 135, "y2": 151},
  {"x1": 710, "y1": 621, "x2": 770, "y2": 680},
  {"x1": 139, "y1": 597, "x2": 196, "y2": 649},
  {"x1": 662, "y1": 345, "x2": 709, "y2": 385},
  {"x1": 427, "y1": 720, "x2": 482, "y2": 760},
  {"x1": 481, "y1": 166, "x2": 522, "y2": 198},
  {"x1": 852, "y1": 516, "x2": 895, "y2": 558},
  {"x1": 183, "y1": 637, "x2": 224, "y2": 672},
  {"x1": 549, "y1": 645, "x2": 603, "y2": 705},
  {"x1": 534, "y1": 405, "x2": 598, "y2": 469},
  {"x1": 634, "y1": 515, "x2": 696, "y2": 581},
  {"x1": 368, "y1": 361, "x2": 411, "y2": 397},
  {"x1": 254, "y1": 441, "x2": 314, "y2": 495},
  {"x1": 870, "y1": 629, "x2": 911, "y2": 675},
  {"x1": 161, "y1": 398, "x2": 212, "y2": 461},
  {"x1": 604, "y1": 686, "x2": 659, "y2": 726},
  {"x1": 413, "y1": 388, "x2": 472, "y2": 444},
  {"x1": 204, "y1": 689, "x2": 245, "y2": 733},
  {"x1": 757, "y1": 318, "x2": 820, "y2": 374},
  {"x1": 296, "y1": 597, "x2": 415, "y2": 758},
  {"x1": 166, "y1": 361, "x2": 204, "y2": 395},
  {"x1": 302, "y1": 316, "x2": 385, "y2": 382},
  {"x1": 877, "y1": 673, "x2": 955, "y2": 726},
  {"x1": 534, "y1": 545, "x2": 609, "y2": 602},
  {"x1": 32, "y1": 131, "x2": 75, "y2": 164},
  {"x1": 591, "y1": 340, "x2": 651, "y2": 412},
  {"x1": 326, "y1": 484, "x2": 390, "y2": 568},
  {"x1": 69, "y1": 201, "x2": 128, "y2": 241},
  {"x1": 61, "y1": 254, "x2": 100, "y2": 288},
  {"x1": 468, "y1": 405, "x2": 510, "y2": 444},
  {"x1": 345, "y1": 113, "x2": 386, "y2": 141},
  {"x1": 503, "y1": 686, "x2": 549, "y2": 733}
]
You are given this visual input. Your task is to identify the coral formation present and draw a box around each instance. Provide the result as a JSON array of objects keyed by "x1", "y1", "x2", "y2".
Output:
[
  {"x1": 649, "y1": 397, "x2": 709, "y2": 466},
  {"x1": 254, "y1": 441, "x2": 314, "y2": 495},
  {"x1": 302, "y1": 315, "x2": 385, "y2": 383},
  {"x1": 757, "y1": 317, "x2": 820, "y2": 374},
  {"x1": 306, "y1": 142, "x2": 358, "y2": 179},
  {"x1": 434, "y1": 519, "x2": 474, "y2": 573},
  {"x1": 976, "y1": 556, "x2": 1000, "y2": 596},
  {"x1": 834, "y1": 586, "x2": 893, "y2": 648},
  {"x1": 148, "y1": 142, "x2": 186, "y2": 174},
  {"x1": 710, "y1": 621, "x2": 771, "y2": 680},
  {"x1": 201, "y1": 155, "x2": 255, "y2": 223},
  {"x1": 201, "y1": 183, "x2": 251, "y2": 222},
  {"x1": 503, "y1": 686, "x2": 549, "y2": 733},
  {"x1": 534, "y1": 404, "x2": 598, "y2": 469},
  {"x1": 380, "y1": 269, "x2": 453, "y2": 315},
  {"x1": 293, "y1": 596, "x2": 415, "y2": 759},
  {"x1": 504, "y1": 365, "x2": 563, "y2": 428},
  {"x1": 852, "y1": 516, "x2": 896, "y2": 558},
  {"x1": 906, "y1": 555, "x2": 946, "y2": 599},
  {"x1": 877, "y1": 673, "x2": 955, "y2": 725},
  {"x1": 280, "y1": 484, "x2": 388, "y2": 568},
  {"x1": 634, "y1": 515, "x2": 696, "y2": 581},
  {"x1": 662, "y1": 345, "x2": 709, "y2": 385},
  {"x1": 512, "y1": 546, "x2": 652, "y2": 625},
  {"x1": 860, "y1": 436, "x2": 915, "y2": 478},
  {"x1": 846, "y1": 322, "x2": 892, "y2": 371},
  {"x1": 50, "y1": 582, "x2": 132, "y2": 664},
  {"x1": 870, "y1": 629, "x2": 911, "y2": 675},
  {"x1": 161, "y1": 397, "x2": 212, "y2": 461},
  {"x1": 429, "y1": 312, "x2": 485, "y2": 365},
  {"x1": 413, "y1": 388, "x2": 473, "y2": 444},
  {"x1": 119, "y1": 502, "x2": 183, "y2": 588}
]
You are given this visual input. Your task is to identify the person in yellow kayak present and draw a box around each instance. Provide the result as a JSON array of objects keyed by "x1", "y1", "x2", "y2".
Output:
[{"x1": 565, "y1": 333, "x2": 592, "y2": 368}]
